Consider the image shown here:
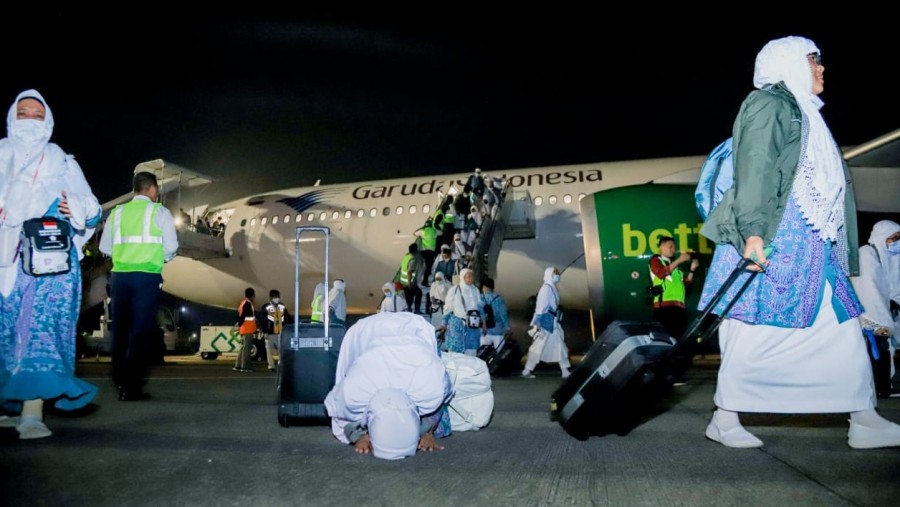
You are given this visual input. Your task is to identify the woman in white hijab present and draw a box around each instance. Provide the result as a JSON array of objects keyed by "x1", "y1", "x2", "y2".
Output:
[
  {"x1": 378, "y1": 282, "x2": 408, "y2": 313},
  {"x1": 0, "y1": 90, "x2": 102, "y2": 439},
  {"x1": 521, "y1": 266, "x2": 571, "y2": 378},
  {"x1": 851, "y1": 220, "x2": 900, "y2": 392},
  {"x1": 328, "y1": 279, "x2": 347, "y2": 324},
  {"x1": 325, "y1": 312, "x2": 454, "y2": 459},
  {"x1": 439, "y1": 268, "x2": 482, "y2": 354},
  {"x1": 697, "y1": 37, "x2": 900, "y2": 449}
]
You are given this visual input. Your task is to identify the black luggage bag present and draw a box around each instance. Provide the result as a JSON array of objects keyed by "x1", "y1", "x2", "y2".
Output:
[
  {"x1": 277, "y1": 226, "x2": 345, "y2": 427},
  {"x1": 477, "y1": 333, "x2": 523, "y2": 377},
  {"x1": 551, "y1": 259, "x2": 760, "y2": 440}
]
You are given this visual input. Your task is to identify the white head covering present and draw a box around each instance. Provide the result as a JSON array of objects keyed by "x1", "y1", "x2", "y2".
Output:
[
  {"x1": 366, "y1": 388, "x2": 419, "y2": 460},
  {"x1": 313, "y1": 282, "x2": 327, "y2": 300},
  {"x1": 5, "y1": 89, "x2": 54, "y2": 166},
  {"x1": 853, "y1": 220, "x2": 900, "y2": 334},
  {"x1": 543, "y1": 266, "x2": 557, "y2": 285},
  {"x1": 329, "y1": 280, "x2": 347, "y2": 319},
  {"x1": 447, "y1": 268, "x2": 480, "y2": 317},
  {"x1": 382, "y1": 282, "x2": 395, "y2": 296},
  {"x1": 753, "y1": 36, "x2": 845, "y2": 244},
  {"x1": 0, "y1": 90, "x2": 100, "y2": 296}
]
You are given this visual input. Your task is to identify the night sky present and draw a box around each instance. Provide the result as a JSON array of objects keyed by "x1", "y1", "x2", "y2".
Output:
[{"x1": 2, "y1": 11, "x2": 896, "y2": 207}]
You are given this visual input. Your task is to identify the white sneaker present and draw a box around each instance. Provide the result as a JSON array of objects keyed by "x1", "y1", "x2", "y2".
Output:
[
  {"x1": 848, "y1": 420, "x2": 900, "y2": 449},
  {"x1": 705, "y1": 412, "x2": 763, "y2": 448},
  {"x1": 560, "y1": 368, "x2": 571, "y2": 379},
  {"x1": 17, "y1": 417, "x2": 52, "y2": 440},
  {"x1": 0, "y1": 415, "x2": 21, "y2": 428},
  {"x1": 521, "y1": 370, "x2": 536, "y2": 379}
]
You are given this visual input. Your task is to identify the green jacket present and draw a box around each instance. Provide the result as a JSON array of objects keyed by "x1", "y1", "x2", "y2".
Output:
[{"x1": 700, "y1": 83, "x2": 859, "y2": 274}]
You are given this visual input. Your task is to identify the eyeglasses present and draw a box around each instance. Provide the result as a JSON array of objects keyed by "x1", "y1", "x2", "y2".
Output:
[{"x1": 808, "y1": 52, "x2": 822, "y2": 66}]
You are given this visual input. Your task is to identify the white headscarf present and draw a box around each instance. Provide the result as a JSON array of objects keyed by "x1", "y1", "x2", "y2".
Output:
[
  {"x1": 0, "y1": 90, "x2": 99, "y2": 296},
  {"x1": 853, "y1": 220, "x2": 900, "y2": 333},
  {"x1": 329, "y1": 279, "x2": 347, "y2": 320},
  {"x1": 324, "y1": 312, "x2": 453, "y2": 451},
  {"x1": 366, "y1": 388, "x2": 419, "y2": 460},
  {"x1": 753, "y1": 36, "x2": 845, "y2": 243},
  {"x1": 446, "y1": 268, "x2": 480, "y2": 318}
]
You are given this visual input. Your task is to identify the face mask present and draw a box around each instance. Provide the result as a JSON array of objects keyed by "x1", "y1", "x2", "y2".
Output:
[
  {"x1": 888, "y1": 242, "x2": 900, "y2": 256},
  {"x1": 552, "y1": 274, "x2": 560, "y2": 283},
  {"x1": 10, "y1": 119, "x2": 49, "y2": 144},
  {"x1": 272, "y1": 298, "x2": 280, "y2": 304}
]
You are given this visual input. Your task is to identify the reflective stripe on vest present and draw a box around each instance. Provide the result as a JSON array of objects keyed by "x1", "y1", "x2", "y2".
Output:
[
  {"x1": 238, "y1": 298, "x2": 256, "y2": 334},
  {"x1": 110, "y1": 200, "x2": 164, "y2": 273},
  {"x1": 311, "y1": 294, "x2": 324, "y2": 322},
  {"x1": 650, "y1": 257, "x2": 686, "y2": 304}
]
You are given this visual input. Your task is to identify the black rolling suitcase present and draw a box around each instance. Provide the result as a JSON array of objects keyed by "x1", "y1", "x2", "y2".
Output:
[
  {"x1": 551, "y1": 259, "x2": 760, "y2": 440},
  {"x1": 477, "y1": 333, "x2": 523, "y2": 377},
  {"x1": 277, "y1": 226, "x2": 345, "y2": 427}
]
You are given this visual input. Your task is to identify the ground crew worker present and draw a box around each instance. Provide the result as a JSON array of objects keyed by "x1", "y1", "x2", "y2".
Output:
[
  {"x1": 234, "y1": 287, "x2": 257, "y2": 372},
  {"x1": 311, "y1": 282, "x2": 327, "y2": 323},
  {"x1": 262, "y1": 289, "x2": 291, "y2": 371},
  {"x1": 400, "y1": 243, "x2": 423, "y2": 314},
  {"x1": 649, "y1": 236, "x2": 699, "y2": 338},
  {"x1": 100, "y1": 171, "x2": 178, "y2": 401}
]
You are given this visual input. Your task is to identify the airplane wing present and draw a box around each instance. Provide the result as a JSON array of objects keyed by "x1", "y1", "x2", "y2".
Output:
[{"x1": 843, "y1": 128, "x2": 900, "y2": 213}]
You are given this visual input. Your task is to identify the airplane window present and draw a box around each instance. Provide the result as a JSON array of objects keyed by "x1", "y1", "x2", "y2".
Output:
[
  {"x1": 357, "y1": 209, "x2": 364, "y2": 218},
  {"x1": 295, "y1": 214, "x2": 302, "y2": 222},
  {"x1": 549, "y1": 195, "x2": 558, "y2": 205},
  {"x1": 564, "y1": 194, "x2": 572, "y2": 204},
  {"x1": 396, "y1": 206, "x2": 403, "y2": 215},
  {"x1": 240, "y1": 219, "x2": 247, "y2": 227},
  {"x1": 423, "y1": 204, "x2": 430, "y2": 214},
  {"x1": 319, "y1": 212, "x2": 327, "y2": 221},
  {"x1": 250, "y1": 218, "x2": 257, "y2": 226},
  {"x1": 410, "y1": 205, "x2": 417, "y2": 215},
  {"x1": 284, "y1": 214, "x2": 290, "y2": 223},
  {"x1": 261, "y1": 217, "x2": 268, "y2": 225},
  {"x1": 369, "y1": 208, "x2": 377, "y2": 217},
  {"x1": 307, "y1": 212, "x2": 315, "y2": 222},
  {"x1": 344, "y1": 210, "x2": 352, "y2": 219},
  {"x1": 332, "y1": 211, "x2": 339, "y2": 220},
  {"x1": 534, "y1": 197, "x2": 543, "y2": 206},
  {"x1": 272, "y1": 216, "x2": 279, "y2": 224},
  {"x1": 383, "y1": 207, "x2": 391, "y2": 216},
  {"x1": 579, "y1": 193, "x2": 586, "y2": 201}
]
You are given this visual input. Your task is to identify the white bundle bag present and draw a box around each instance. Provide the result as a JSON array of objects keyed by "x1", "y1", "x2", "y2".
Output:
[{"x1": 441, "y1": 351, "x2": 494, "y2": 431}]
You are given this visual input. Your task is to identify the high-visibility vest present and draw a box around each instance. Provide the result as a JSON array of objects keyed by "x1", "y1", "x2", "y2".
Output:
[
  {"x1": 400, "y1": 253, "x2": 414, "y2": 286},
  {"x1": 266, "y1": 303, "x2": 285, "y2": 334},
  {"x1": 110, "y1": 199, "x2": 164, "y2": 273},
  {"x1": 649, "y1": 256, "x2": 685, "y2": 306},
  {"x1": 421, "y1": 226, "x2": 437, "y2": 251},
  {"x1": 238, "y1": 298, "x2": 256, "y2": 334},
  {"x1": 311, "y1": 294, "x2": 324, "y2": 322}
]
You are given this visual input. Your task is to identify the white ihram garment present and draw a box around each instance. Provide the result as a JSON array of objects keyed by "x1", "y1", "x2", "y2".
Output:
[{"x1": 715, "y1": 284, "x2": 875, "y2": 413}]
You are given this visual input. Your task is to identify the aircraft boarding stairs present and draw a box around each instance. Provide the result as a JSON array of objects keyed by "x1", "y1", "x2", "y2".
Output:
[{"x1": 470, "y1": 185, "x2": 535, "y2": 284}]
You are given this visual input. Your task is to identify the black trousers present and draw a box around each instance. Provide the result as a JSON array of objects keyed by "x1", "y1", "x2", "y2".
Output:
[{"x1": 110, "y1": 271, "x2": 162, "y2": 394}]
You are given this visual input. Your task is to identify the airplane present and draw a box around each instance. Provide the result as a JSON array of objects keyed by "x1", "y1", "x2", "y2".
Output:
[{"x1": 85, "y1": 129, "x2": 900, "y2": 345}]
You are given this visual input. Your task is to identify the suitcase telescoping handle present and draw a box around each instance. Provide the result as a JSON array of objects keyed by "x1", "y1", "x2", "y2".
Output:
[
  {"x1": 676, "y1": 258, "x2": 763, "y2": 352},
  {"x1": 293, "y1": 226, "x2": 331, "y2": 350}
]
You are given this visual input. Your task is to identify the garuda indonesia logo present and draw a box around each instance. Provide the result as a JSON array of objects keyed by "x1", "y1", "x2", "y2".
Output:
[{"x1": 276, "y1": 188, "x2": 344, "y2": 213}]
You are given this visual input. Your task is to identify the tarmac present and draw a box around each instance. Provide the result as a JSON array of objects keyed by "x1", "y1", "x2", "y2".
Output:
[{"x1": 2, "y1": 353, "x2": 899, "y2": 507}]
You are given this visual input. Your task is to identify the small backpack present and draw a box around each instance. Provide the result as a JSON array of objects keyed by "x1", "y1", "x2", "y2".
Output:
[
  {"x1": 695, "y1": 137, "x2": 734, "y2": 221},
  {"x1": 482, "y1": 297, "x2": 496, "y2": 329}
]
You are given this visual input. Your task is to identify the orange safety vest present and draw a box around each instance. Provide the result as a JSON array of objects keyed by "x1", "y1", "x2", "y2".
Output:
[{"x1": 238, "y1": 298, "x2": 257, "y2": 335}]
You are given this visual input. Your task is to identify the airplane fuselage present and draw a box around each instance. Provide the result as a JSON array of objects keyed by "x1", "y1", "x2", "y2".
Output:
[{"x1": 161, "y1": 157, "x2": 705, "y2": 315}]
